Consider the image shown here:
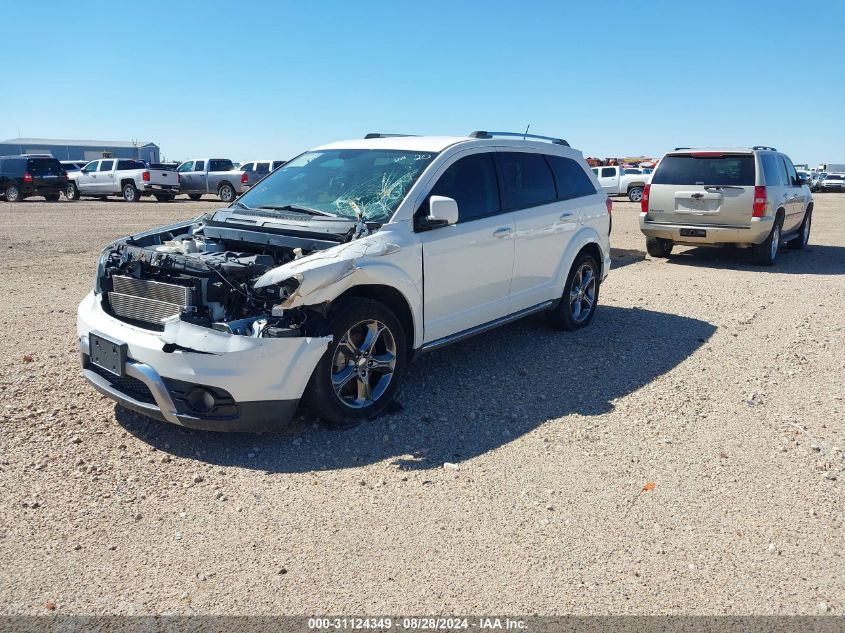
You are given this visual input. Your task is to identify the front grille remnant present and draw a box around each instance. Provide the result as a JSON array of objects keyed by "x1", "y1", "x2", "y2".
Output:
[{"x1": 108, "y1": 276, "x2": 192, "y2": 325}]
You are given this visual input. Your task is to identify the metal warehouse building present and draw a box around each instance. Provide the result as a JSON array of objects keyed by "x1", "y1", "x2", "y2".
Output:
[{"x1": 0, "y1": 138, "x2": 160, "y2": 163}]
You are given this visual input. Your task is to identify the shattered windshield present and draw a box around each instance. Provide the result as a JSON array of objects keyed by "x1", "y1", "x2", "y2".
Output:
[{"x1": 235, "y1": 149, "x2": 437, "y2": 222}]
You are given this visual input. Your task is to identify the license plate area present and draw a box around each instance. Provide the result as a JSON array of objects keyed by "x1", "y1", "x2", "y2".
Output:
[
  {"x1": 89, "y1": 332, "x2": 127, "y2": 376},
  {"x1": 680, "y1": 228, "x2": 707, "y2": 238}
]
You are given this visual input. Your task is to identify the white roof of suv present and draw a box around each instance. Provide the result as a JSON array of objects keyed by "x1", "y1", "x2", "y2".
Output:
[{"x1": 316, "y1": 132, "x2": 576, "y2": 154}]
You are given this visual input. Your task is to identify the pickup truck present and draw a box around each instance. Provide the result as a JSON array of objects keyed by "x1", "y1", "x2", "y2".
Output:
[
  {"x1": 67, "y1": 159, "x2": 179, "y2": 202},
  {"x1": 590, "y1": 165, "x2": 649, "y2": 202},
  {"x1": 240, "y1": 159, "x2": 287, "y2": 187},
  {"x1": 176, "y1": 158, "x2": 247, "y2": 202}
]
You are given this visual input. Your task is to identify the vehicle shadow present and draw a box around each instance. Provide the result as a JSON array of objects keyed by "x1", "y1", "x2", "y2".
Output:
[
  {"x1": 115, "y1": 305, "x2": 716, "y2": 472},
  {"x1": 610, "y1": 247, "x2": 646, "y2": 270},
  {"x1": 666, "y1": 243, "x2": 845, "y2": 275}
]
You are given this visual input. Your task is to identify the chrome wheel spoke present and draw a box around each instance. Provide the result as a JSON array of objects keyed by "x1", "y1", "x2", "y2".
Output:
[
  {"x1": 331, "y1": 365, "x2": 356, "y2": 396},
  {"x1": 359, "y1": 322, "x2": 385, "y2": 355},
  {"x1": 370, "y1": 351, "x2": 396, "y2": 372}
]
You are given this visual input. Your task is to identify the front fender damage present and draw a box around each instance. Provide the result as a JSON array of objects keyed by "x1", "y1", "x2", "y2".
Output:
[{"x1": 254, "y1": 234, "x2": 401, "y2": 310}]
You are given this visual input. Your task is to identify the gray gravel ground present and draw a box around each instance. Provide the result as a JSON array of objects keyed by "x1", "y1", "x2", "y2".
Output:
[{"x1": 0, "y1": 193, "x2": 843, "y2": 615}]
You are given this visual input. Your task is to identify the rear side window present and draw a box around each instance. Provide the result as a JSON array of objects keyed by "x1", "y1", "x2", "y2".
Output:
[
  {"x1": 498, "y1": 152, "x2": 556, "y2": 209},
  {"x1": 761, "y1": 154, "x2": 787, "y2": 186},
  {"x1": 272, "y1": 161, "x2": 285, "y2": 170},
  {"x1": 208, "y1": 159, "x2": 233, "y2": 171},
  {"x1": 28, "y1": 158, "x2": 63, "y2": 176},
  {"x1": 600, "y1": 167, "x2": 616, "y2": 178},
  {"x1": 652, "y1": 154, "x2": 755, "y2": 186},
  {"x1": 546, "y1": 155, "x2": 597, "y2": 200},
  {"x1": 98, "y1": 160, "x2": 114, "y2": 172},
  {"x1": 194, "y1": 160, "x2": 206, "y2": 171},
  {"x1": 429, "y1": 153, "x2": 500, "y2": 222}
]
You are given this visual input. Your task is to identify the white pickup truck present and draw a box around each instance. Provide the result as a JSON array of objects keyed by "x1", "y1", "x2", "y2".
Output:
[
  {"x1": 67, "y1": 159, "x2": 180, "y2": 202},
  {"x1": 590, "y1": 165, "x2": 649, "y2": 202}
]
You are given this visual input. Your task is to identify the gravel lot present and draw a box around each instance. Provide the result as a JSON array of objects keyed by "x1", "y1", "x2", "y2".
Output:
[{"x1": 1, "y1": 193, "x2": 843, "y2": 615}]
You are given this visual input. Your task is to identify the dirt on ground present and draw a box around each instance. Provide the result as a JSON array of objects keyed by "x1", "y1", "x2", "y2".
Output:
[{"x1": 0, "y1": 193, "x2": 843, "y2": 615}]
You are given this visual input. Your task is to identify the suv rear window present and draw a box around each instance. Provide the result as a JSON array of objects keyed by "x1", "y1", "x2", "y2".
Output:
[
  {"x1": 28, "y1": 158, "x2": 63, "y2": 176},
  {"x1": 652, "y1": 154, "x2": 755, "y2": 186}
]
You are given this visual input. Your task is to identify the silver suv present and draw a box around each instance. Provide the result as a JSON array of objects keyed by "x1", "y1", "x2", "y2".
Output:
[{"x1": 640, "y1": 146, "x2": 813, "y2": 265}]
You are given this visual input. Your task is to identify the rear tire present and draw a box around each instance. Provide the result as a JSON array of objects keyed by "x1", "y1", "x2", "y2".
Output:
[
  {"x1": 65, "y1": 183, "x2": 80, "y2": 200},
  {"x1": 188, "y1": 194, "x2": 202, "y2": 201},
  {"x1": 218, "y1": 184, "x2": 235, "y2": 202},
  {"x1": 303, "y1": 298, "x2": 407, "y2": 427},
  {"x1": 752, "y1": 216, "x2": 783, "y2": 266},
  {"x1": 646, "y1": 236, "x2": 673, "y2": 258},
  {"x1": 787, "y1": 208, "x2": 811, "y2": 250},
  {"x1": 122, "y1": 183, "x2": 140, "y2": 202},
  {"x1": 153, "y1": 193, "x2": 174, "y2": 202},
  {"x1": 628, "y1": 186, "x2": 644, "y2": 202},
  {"x1": 4, "y1": 184, "x2": 21, "y2": 202},
  {"x1": 44, "y1": 193, "x2": 60, "y2": 202},
  {"x1": 546, "y1": 252, "x2": 600, "y2": 331}
]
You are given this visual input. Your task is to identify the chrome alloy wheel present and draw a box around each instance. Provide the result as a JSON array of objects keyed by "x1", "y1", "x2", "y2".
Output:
[
  {"x1": 770, "y1": 224, "x2": 780, "y2": 261},
  {"x1": 331, "y1": 319, "x2": 397, "y2": 409},
  {"x1": 569, "y1": 262, "x2": 596, "y2": 324}
]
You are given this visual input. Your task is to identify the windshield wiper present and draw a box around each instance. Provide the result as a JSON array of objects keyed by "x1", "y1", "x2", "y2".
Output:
[
  {"x1": 257, "y1": 204, "x2": 338, "y2": 217},
  {"x1": 230, "y1": 200, "x2": 251, "y2": 209}
]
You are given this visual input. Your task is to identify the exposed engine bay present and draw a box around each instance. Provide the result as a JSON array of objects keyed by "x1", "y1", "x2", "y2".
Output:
[{"x1": 96, "y1": 212, "x2": 368, "y2": 339}]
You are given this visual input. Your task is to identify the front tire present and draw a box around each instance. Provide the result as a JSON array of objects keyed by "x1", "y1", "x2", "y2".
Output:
[
  {"x1": 304, "y1": 298, "x2": 407, "y2": 427},
  {"x1": 44, "y1": 193, "x2": 60, "y2": 202},
  {"x1": 752, "y1": 216, "x2": 783, "y2": 266},
  {"x1": 4, "y1": 184, "x2": 21, "y2": 202},
  {"x1": 546, "y1": 252, "x2": 600, "y2": 331},
  {"x1": 628, "y1": 186, "x2": 643, "y2": 202},
  {"x1": 218, "y1": 184, "x2": 235, "y2": 202},
  {"x1": 646, "y1": 236, "x2": 673, "y2": 258},
  {"x1": 122, "y1": 183, "x2": 140, "y2": 202},
  {"x1": 65, "y1": 183, "x2": 80, "y2": 200},
  {"x1": 787, "y1": 208, "x2": 812, "y2": 250}
]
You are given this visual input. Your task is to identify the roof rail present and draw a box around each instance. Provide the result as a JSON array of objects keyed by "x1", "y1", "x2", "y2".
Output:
[
  {"x1": 673, "y1": 147, "x2": 691, "y2": 151},
  {"x1": 469, "y1": 131, "x2": 570, "y2": 147},
  {"x1": 364, "y1": 133, "x2": 418, "y2": 139},
  {"x1": 752, "y1": 145, "x2": 778, "y2": 151}
]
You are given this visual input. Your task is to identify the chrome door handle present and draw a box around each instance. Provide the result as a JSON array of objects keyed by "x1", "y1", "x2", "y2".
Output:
[{"x1": 493, "y1": 227, "x2": 512, "y2": 238}]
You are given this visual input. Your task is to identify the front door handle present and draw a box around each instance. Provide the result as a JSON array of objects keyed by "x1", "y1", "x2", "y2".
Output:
[{"x1": 493, "y1": 227, "x2": 512, "y2": 238}]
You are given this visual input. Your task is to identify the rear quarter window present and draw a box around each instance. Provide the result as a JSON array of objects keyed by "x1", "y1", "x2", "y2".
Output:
[
  {"x1": 652, "y1": 154, "x2": 755, "y2": 186},
  {"x1": 546, "y1": 155, "x2": 597, "y2": 200}
]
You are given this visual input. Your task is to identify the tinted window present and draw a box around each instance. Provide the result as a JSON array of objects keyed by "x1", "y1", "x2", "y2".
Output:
[
  {"x1": 652, "y1": 154, "x2": 755, "y2": 186},
  {"x1": 781, "y1": 157, "x2": 798, "y2": 185},
  {"x1": 546, "y1": 155, "x2": 597, "y2": 200},
  {"x1": 498, "y1": 152, "x2": 556, "y2": 209},
  {"x1": 116, "y1": 160, "x2": 145, "y2": 170},
  {"x1": 760, "y1": 155, "x2": 785, "y2": 186},
  {"x1": 28, "y1": 158, "x2": 62, "y2": 176},
  {"x1": 194, "y1": 160, "x2": 206, "y2": 172},
  {"x1": 208, "y1": 159, "x2": 233, "y2": 171},
  {"x1": 272, "y1": 161, "x2": 285, "y2": 170},
  {"x1": 240, "y1": 162, "x2": 254, "y2": 173},
  {"x1": 256, "y1": 162, "x2": 270, "y2": 173},
  {"x1": 99, "y1": 160, "x2": 114, "y2": 172},
  {"x1": 429, "y1": 153, "x2": 500, "y2": 222},
  {"x1": 600, "y1": 167, "x2": 616, "y2": 178}
]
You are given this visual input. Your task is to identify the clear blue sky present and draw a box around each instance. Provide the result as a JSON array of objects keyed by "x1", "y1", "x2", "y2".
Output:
[{"x1": 1, "y1": 1, "x2": 842, "y2": 166}]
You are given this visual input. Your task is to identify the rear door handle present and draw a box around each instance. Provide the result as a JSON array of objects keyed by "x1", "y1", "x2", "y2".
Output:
[
  {"x1": 559, "y1": 212, "x2": 574, "y2": 220},
  {"x1": 493, "y1": 227, "x2": 512, "y2": 238}
]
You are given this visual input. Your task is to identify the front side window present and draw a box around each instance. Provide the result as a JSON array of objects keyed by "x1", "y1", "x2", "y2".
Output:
[
  {"x1": 82, "y1": 161, "x2": 98, "y2": 173},
  {"x1": 237, "y1": 148, "x2": 437, "y2": 223},
  {"x1": 256, "y1": 162, "x2": 270, "y2": 173},
  {"x1": 241, "y1": 162, "x2": 254, "y2": 173},
  {"x1": 427, "y1": 153, "x2": 500, "y2": 223},
  {"x1": 781, "y1": 157, "x2": 798, "y2": 185},
  {"x1": 498, "y1": 152, "x2": 556, "y2": 209},
  {"x1": 177, "y1": 161, "x2": 194, "y2": 173},
  {"x1": 272, "y1": 161, "x2": 285, "y2": 170},
  {"x1": 652, "y1": 154, "x2": 756, "y2": 186},
  {"x1": 546, "y1": 155, "x2": 597, "y2": 200},
  {"x1": 99, "y1": 160, "x2": 114, "y2": 172}
]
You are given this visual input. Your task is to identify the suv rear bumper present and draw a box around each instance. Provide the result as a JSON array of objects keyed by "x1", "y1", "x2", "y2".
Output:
[{"x1": 639, "y1": 213, "x2": 774, "y2": 246}]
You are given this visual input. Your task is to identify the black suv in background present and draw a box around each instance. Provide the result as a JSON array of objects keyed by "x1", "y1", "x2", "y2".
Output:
[{"x1": 0, "y1": 155, "x2": 67, "y2": 202}]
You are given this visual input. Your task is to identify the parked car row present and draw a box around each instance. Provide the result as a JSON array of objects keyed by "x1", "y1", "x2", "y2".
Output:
[{"x1": 1, "y1": 155, "x2": 288, "y2": 202}]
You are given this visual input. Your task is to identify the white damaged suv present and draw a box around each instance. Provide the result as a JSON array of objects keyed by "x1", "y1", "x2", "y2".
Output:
[{"x1": 77, "y1": 131, "x2": 612, "y2": 431}]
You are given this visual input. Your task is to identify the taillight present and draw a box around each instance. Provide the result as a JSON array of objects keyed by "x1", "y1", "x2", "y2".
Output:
[
  {"x1": 142, "y1": 170, "x2": 150, "y2": 182},
  {"x1": 605, "y1": 196, "x2": 612, "y2": 215},
  {"x1": 241, "y1": 172, "x2": 248, "y2": 184},
  {"x1": 752, "y1": 186, "x2": 767, "y2": 217},
  {"x1": 641, "y1": 184, "x2": 650, "y2": 213},
  {"x1": 23, "y1": 172, "x2": 33, "y2": 183}
]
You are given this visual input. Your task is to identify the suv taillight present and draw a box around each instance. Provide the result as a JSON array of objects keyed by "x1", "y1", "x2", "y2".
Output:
[
  {"x1": 641, "y1": 184, "x2": 650, "y2": 213},
  {"x1": 752, "y1": 186, "x2": 767, "y2": 217},
  {"x1": 241, "y1": 172, "x2": 248, "y2": 184},
  {"x1": 23, "y1": 172, "x2": 33, "y2": 183},
  {"x1": 142, "y1": 170, "x2": 150, "y2": 182}
]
